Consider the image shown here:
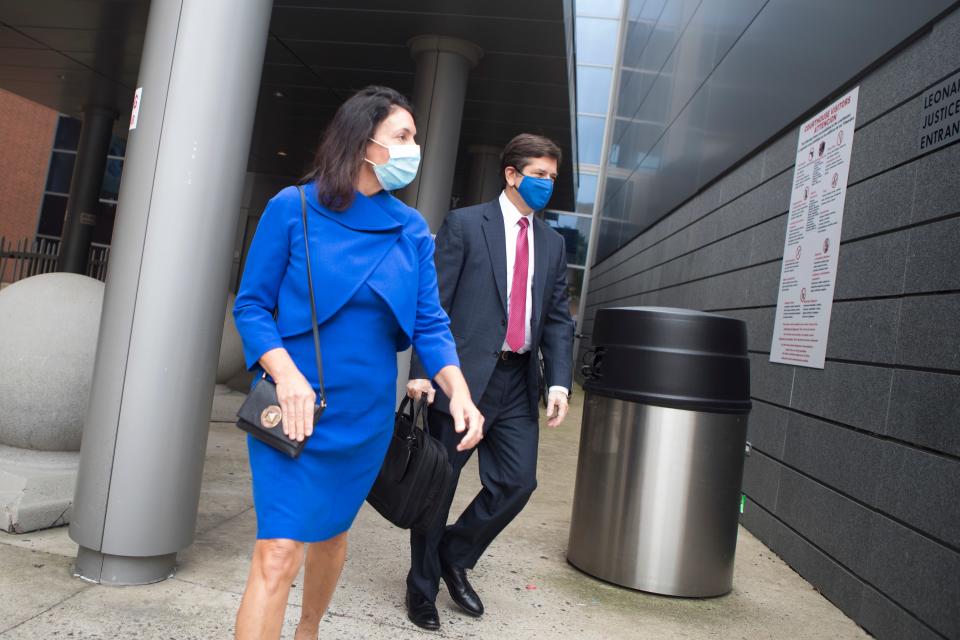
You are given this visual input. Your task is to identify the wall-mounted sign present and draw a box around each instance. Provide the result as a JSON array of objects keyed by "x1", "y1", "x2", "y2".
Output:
[
  {"x1": 919, "y1": 69, "x2": 960, "y2": 153},
  {"x1": 770, "y1": 87, "x2": 859, "y2": 369},
  {"x1": 129, "y1": 87, "x2": 142, "y2": 131}
]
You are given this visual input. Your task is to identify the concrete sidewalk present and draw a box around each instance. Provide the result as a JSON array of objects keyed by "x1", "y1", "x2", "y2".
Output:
[{"x1": 0, "y1": 386, "x2": 869, "y2": 639}]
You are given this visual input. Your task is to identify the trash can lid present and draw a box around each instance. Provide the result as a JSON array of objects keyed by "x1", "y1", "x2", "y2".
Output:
[{"x1": 584, "y1": 307, "x2": 751, "y2": 414}]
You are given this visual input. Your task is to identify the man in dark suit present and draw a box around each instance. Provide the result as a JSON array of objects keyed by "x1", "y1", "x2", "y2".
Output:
[{"x1": 405, "y1": 133, "x2": 575, "y2": 630}]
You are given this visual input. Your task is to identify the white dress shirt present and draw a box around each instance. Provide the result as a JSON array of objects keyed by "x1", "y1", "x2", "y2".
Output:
[{"x1": 498, "y1": 191, "x2": 568, "y2": 398}]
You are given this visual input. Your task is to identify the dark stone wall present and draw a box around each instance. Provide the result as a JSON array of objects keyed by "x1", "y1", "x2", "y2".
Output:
[{"x1": 579, "y1": 9, "x2": 960, "y2": 640}]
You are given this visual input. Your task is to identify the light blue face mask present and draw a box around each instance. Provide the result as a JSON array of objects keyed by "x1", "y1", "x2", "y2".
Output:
[{"x1": 365, "y1": 138, "x2": 421, "y2": 191}]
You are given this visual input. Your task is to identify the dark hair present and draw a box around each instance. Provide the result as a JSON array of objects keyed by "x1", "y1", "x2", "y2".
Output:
[
  {"x1": 500, "y1": 133, "x2": 562, "y2": 176},
  {"x1": 304, "y1": 86, "x2": 414, "y2": 211}
]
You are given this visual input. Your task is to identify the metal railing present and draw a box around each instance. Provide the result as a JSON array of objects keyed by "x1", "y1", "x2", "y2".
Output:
[
  {"x1": 87, "y1": 243, "x2": 111, "y2": 281},
  {"x1": 0, "y1": 236, "x2": 59, "y2": 283},
  {"x1": 0, "y1": 236, "x2": 111, "y2": 284}
]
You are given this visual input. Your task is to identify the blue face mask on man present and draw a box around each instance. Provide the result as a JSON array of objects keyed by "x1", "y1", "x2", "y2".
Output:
[
  {"x1": 513, "y1": 168, "x2": 554, "y2": 211},
  {"x1": 365, "y1": 138, "x2": 421, "y2": 191}
]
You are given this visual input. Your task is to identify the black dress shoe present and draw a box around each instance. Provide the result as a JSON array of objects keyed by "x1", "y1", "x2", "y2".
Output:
[
  {"x1": 440, "y1": 559, "x2": 484, "y2": 617},
  {"x1": 406, "y1": 590, "x2": 441, "y2": 630}
]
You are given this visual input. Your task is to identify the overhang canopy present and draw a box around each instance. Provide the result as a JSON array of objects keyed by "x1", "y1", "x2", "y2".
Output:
[{"x1": 0, "y1": 0, "x2": 575, "y2": 209}]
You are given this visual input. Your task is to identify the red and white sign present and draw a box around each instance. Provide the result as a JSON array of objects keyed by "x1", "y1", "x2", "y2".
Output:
[
  {"x1": 770, "y1": 87, "x2": 859, "y2": 369},
  {"x1": 129, "y1": 87, "x2": 142, "y2": 131}
]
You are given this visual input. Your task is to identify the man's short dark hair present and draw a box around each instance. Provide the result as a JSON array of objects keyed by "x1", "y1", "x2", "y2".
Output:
[{"x1": 500, "y1": 133, "x2": 562, "y2": 174}]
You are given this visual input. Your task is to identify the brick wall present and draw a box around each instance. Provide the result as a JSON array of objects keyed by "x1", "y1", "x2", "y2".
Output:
[
  {"x1": 0, "y1": 89, "x2": 57, "y2": 245},
  {"x1": 580, "y1": 9, "x2": 960, "y2": 640}
]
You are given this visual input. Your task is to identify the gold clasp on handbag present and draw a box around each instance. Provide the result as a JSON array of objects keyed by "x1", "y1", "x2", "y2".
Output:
[{"x1": 260, "y1": 405, "x2": 283, "y2": 429}]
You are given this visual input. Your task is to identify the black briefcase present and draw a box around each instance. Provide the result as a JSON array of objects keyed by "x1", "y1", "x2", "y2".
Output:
[{"x1": 366, "y1": 396, "x2": 453, "y2": 532}]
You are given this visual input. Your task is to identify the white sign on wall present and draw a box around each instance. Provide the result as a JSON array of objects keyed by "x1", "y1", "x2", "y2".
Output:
[
  {"x1": 770, "y1": 86, "x2": 859, "y2": 369},
  {"x1": 129, "y1": 87, "x2": 142, "y2": 131}
]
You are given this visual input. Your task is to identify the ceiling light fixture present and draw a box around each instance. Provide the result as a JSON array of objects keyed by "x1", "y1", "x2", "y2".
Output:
[{"x1": 277, "y1": 151, "x2": 288, "y2": 157}]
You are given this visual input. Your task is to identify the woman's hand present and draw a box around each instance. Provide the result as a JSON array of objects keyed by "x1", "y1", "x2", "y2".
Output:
[
  {"x1": 432, "y1": 365, "x2": 484, "y2": 451},
  {"x1": 406, "y1": 378, "x2": 436, "y2": 404},
  {"x1": 259, "y1": 348, "x2": 316, "y2": 442},
  {"x1": 276, "y1": 371, "x2": 316, "y2": 442}
]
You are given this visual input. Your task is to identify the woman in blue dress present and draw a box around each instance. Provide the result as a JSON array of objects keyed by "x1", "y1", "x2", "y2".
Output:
[{"x1": 232, "y1": 86, "x2": 484, "y2": 639}]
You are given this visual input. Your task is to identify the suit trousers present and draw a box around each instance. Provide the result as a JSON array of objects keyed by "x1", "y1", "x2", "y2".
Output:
[{"x1": 407, "y1": 355, "x2": 540, "y2": 600}]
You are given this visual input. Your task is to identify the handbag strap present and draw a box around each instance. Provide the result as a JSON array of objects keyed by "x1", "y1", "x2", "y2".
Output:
[{"x1": 298, "y1": 186, "x2": 327, "y2": 408}]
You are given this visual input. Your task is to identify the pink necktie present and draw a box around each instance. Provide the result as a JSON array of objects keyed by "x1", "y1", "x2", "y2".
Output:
[{"x1": 506, "y1": 217, "x2": 530, "y2": 352}]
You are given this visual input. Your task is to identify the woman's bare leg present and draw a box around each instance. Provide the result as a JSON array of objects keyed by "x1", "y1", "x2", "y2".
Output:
[
  {"x1": 236, "y1": 539, "x2": 305, "y2": 639},
  {"x1": 294, "y1": 532, "x2": 349, "y2": 639}
]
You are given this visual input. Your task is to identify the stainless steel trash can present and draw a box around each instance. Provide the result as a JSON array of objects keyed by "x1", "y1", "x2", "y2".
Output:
[{"x1": 567, "y1": 307, "x2": 751, "y2": 597}]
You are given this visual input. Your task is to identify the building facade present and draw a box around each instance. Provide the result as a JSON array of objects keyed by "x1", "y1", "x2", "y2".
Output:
[
  {"x1": 0, "y1": 89, "x2": 123, "y2": 282},
  {"x1": 0, "y1": 89, "x2": 57, "y2": 281},
  {"x1": 1, "y1": 2, "x2": 958, "y2": 638},
  {"x1": 0, "y1": 0, "x2": 578, "y2": 587},
  {"x1": 577, "y1": 3, "x2": 960, "y2": 639}
]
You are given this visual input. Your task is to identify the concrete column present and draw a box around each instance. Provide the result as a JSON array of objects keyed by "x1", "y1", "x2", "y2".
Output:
[
  {"x1": 69, "y1": 0, "x2": 272, "y2": 585},
  {"x1": 395, "y1": 36, "x2": 481, "y2": 403},
  {"x1": 400, "y1": 35, "x2": 482, "y2": 232},
  {"x1": 465, "y1": 144, "x2": 503, "y2": 206},
  {"x1": 58, "y1": 105, "x2": 116, "y2": 274}
]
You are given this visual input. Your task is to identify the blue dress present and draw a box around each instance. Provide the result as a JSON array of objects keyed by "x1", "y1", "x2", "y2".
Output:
[{"x1": 233, "y1": 183, "x2": 458, "y2": 542}]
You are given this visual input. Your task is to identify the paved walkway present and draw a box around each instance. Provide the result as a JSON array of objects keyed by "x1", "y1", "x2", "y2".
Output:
[{"x1": 0, "y1": 386, "x2": 870, "y2": 639}]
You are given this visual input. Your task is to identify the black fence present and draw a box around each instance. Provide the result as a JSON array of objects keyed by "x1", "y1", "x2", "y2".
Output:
[{"x1": 0, "y1": 236, "x2": 110, "y2": 284}]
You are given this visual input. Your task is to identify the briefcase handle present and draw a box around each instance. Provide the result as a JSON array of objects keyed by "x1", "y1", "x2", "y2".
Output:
[{"x1": 396, "y1": 395, "x2": 430, "y2": 440}]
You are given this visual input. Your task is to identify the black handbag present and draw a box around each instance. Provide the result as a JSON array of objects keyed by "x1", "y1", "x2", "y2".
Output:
[
  {"x1": 367, "y1": 396, "x2": 453, "y2": 532},
  {"x1": 236, "y1": 186, "x2": 326, "y2": 459}
]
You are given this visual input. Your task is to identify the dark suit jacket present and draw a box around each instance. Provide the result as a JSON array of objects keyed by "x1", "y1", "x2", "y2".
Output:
[{"x1": 410, "y1": 198, "x2": 575, "y2": 416}]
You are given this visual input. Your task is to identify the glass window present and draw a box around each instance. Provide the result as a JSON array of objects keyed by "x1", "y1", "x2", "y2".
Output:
[
  {"x1": 565, "y1": 267, "x2": 585, "y2": 323},
  {"x1": 100, "y1": 158, "x2": 124, "y2": 201},
  {"x1": 575, "y1": 17, "x2": 618, "y2": 65},
  {"x1": 45, "y1": 152, "x2": 76, "y2": 194},
  {"x1": 576, "y1": 173, "x2": 598, "y2": 213},
  {"x1": 577, "y1": 115, "x2": 606, "y2": 166},
  {"x1": 108, "y1": 134, "x2": 127, "y2": 158},
  {"x1": 576, "y1": 65, "x2": 612, "y2": 115},
  {"x1": 609, "y1": 142, "x2": 621, "y2": 165},
  {"x1": 53, "y1": 115, "x2": 81, "y2": 150},
  {"x1": 37, "y1": 194, "x2": 68, "y2": 237},
  {"x1": 93, "y1": 202, "x2": 117, "y2": 245},
  {"x1": 543, "y1": 211, "x2": 592, "y2": 266},
  {"x1": 576, "y1": 0, "x2": 622, "y2": 18}
]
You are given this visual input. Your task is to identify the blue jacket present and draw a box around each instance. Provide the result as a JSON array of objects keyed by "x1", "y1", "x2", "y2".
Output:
[{"x1": 234, "y1": 183, "x2": 458, "y2": 383}]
